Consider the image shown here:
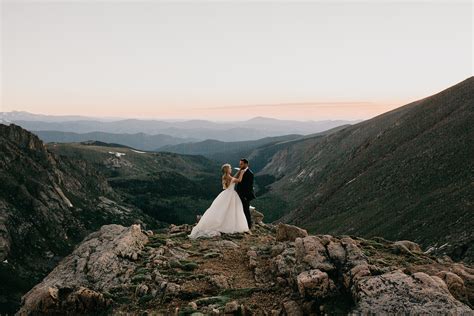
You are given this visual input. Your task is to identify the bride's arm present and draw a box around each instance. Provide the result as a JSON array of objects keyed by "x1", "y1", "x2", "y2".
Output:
[{"x1": 231, "y1": 170, "x2": 245, "y2": 183}]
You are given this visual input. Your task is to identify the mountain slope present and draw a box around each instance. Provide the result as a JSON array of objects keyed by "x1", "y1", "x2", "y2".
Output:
[
  {"x1": 0, "y1": 124, "x2": 159, "y2": 313},
  {"x1": 48, "y1": 142, "x2": 222, "y2": 225},
  {"x1": 253, "y1": 77, "x2": 474, "y2": 262},
  {"x1": 157, "y1": 134, "x2": 303, "y2": 164}
]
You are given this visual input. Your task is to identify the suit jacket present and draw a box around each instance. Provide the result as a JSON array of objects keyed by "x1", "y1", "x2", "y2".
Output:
[{"x1": 235, "y1": 168, "x2": 256, "y2": 201}]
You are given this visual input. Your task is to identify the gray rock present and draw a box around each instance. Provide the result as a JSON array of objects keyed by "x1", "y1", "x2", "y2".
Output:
[
  {"x1": 209, "y1": 274, "x2": 230, "y2": 289},
  {"x1": 250, "y1": 207, "x2": 264, "y2": 224},
  {"x1": 224, "y1": 300, "x2": 240, "y2": 313},
  {"x1": 295, "y1": 236, "x2": 334, "y2": 272},
  {"x1": 188, "y1": 301, "x2": 198, "y2": 310},
  {"x1": 135, "y1": 284, "x2": 149, "y2": 297},
  {"x1": 209, "y1": 240, "x2": 239, "y2": 249},
  {"x1": 436, "y1": 271, "x2": 468, "y2": 303},
  {"x1": 327, "y1": 240, "x2": 346, "y2": 262},
  {"x1": 164, "y1": 282, "x2": 181, "y2": 296},
  {"x1": 247, "y1": 250, "x2": 258, "y2": 268},
  {"x1": 394, "y1": 240, "x2": 422, "y2": 253},
  {"x1": 18, "y1": 224, "x2": 148, "y2": 314},
  {"x1": 276, "y1": 223, "x2": 308, "y2": 242},
  {"x1": 353, "y1": 270, "x2": 472, "y2": 314},
  {"x1": 273, "y1": 253, "x2": 296, "y2": 276},
  {"x1": 282, "y1": 300, "x2": 303, "y2": 316},
  {"x1": 391, "y1": 241, "x2": 421, "y2": 257},
  {"x1": 297, "y1": 269, "x2": 333, "y2": 298}
]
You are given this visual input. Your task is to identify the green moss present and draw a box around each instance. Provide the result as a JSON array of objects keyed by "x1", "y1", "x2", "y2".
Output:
[
  {"x1": 195, "y1": 296, "x2": 230, "y2": 307},
  {"x1": 179, "y1": 260, "x2": 198, "y2": 271},
  {"x1": 177, "y1": 307, "x2": 198, "y2": 316},
  {"x1": 203, "y1": 252, "x2": 222, "y2": 259},
  {"x1": 220, "y1": 288, "x2": 257, "y2": 299},
  {"x1": 131, "y1": 274, "x2": 151, "y2": 283},
  {"x1": 138, "y1": 294, "x2": 154, "y2": 305},
  {"x1": 135, "y1": 267, "x2": 151, "y2": 275},
  {"x1": 174, "y1": 271, "x2": 194, "y2": 278},
  {"x1": 113, "y1": 295, "x2": 132, "y2": 304},
  {"x1": 169, "y1": 260, "x2": 183, "y2": 269}
]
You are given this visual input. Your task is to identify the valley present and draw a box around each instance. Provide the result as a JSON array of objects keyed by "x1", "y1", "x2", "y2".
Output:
[
  {"x1": 48, "y1": 142, "x2": 222, "y2": 225},
  {"x1": 0, "y1": 78, "x2": 472, "y2": 314}
]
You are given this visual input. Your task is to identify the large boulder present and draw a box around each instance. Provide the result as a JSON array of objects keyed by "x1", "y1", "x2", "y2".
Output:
[
  {"x1": 276, "y1": 223, "x2": 308, "y2": 242},
  {"x1": 18, "y1": 224, "x2": 148, "y2": 315},
  {"x1": 297, "y1": 269, "x2": 334, "y2": 298},
  {"x1": 353, "y1": 270, "x2": 472, "y2": 314},
  {"x1": 295, "y1": 236, "x2": 334, "y2": 272},
  {"x1": 436, "y1": 271, "x2": 469, "y2": 303},
  {"x1": 250, "y1": 206, "x2": 264, "y2": 224},
  {"x1": 392, "y1": 240, "x2": 422, "y2": 255},
  {"x1": 282, "y1": 300, "x2": 304, "y2": 316}
]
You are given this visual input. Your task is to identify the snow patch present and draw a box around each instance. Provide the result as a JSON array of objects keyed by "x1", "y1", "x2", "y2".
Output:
[{"x1": 108, "y1": 151, "x2": 126, "y2": 158}]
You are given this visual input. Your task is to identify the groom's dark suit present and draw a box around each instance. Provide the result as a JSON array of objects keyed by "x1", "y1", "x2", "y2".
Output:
[{"x1": 235, "y1": 168, "x2": 256, "y2": 229}]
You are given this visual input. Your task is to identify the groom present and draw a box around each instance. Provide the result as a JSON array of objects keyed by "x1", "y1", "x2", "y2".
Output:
[{"x1": 235, "y1": 158, "x2": 256, "y2": 229}]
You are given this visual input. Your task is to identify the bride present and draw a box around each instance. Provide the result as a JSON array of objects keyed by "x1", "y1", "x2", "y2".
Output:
[{"x1": 188, "y1": 163, "x2": 250, "y2": 239}]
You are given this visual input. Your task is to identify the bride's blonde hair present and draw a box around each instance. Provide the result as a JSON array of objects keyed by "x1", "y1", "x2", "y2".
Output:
[{"x1": 221, "y1": 163, "x2": 231, "y2": 189}]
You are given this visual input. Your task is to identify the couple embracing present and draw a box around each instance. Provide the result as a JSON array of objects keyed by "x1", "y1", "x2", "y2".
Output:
[{"x1": 189, "y1": 158, "x2": 256, "y2": 239}]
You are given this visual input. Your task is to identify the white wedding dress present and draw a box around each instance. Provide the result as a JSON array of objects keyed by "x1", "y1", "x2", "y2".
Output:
[{"x1": 188, "y1": 182, "x2": 249, "y2": 239}]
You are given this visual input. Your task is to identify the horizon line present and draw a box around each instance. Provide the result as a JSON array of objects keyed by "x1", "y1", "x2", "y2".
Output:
[{"x1": 0, "y1": 110, "x2": 365, "y2": 123}]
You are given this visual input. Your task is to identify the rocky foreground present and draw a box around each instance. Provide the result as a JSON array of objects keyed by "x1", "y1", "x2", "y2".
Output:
[{"x1": 18, "y1": 210, "x2": 473, "y2": 315}]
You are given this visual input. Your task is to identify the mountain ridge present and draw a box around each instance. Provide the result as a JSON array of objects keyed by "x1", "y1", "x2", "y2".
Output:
[
  {"x1": 250, "y1": 77, "x2": 474, "y2": 262},
  {"x1": 4, "y1": 114, "x2": 356, "y2": 142}
]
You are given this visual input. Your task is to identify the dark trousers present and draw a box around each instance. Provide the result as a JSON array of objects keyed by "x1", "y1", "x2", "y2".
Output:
[{"x1": 240, "y1": 195, "x2": 252, "y2": 229}]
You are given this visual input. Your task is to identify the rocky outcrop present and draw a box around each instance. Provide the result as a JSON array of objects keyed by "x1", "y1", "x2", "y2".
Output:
[
  {"x1": 0, "y1": 124, "x2": 159, "y2": 313},
  {"x1": 275, "y1": 223, "x2": 308, "y2": 241},
  {"x1": 353, "y1": 270, "x2": 469, "y2": 314},
  {"x1": 19, "y1": 220, "x2": 473, "y2": 315},
  {"x1": 0, "y1": 123, "x2": 48, "y2": 158},
  {"x1": 19, "y1": 224, "x2": 147, "y2": 315},
  {"x1": 250, "y1": 206, "x2": 264, "y2": 225}
]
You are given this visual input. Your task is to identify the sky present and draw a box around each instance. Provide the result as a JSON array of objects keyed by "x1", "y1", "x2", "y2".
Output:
[{"x1": 1, "y1": 0, "x2": 472, "y2": 121}]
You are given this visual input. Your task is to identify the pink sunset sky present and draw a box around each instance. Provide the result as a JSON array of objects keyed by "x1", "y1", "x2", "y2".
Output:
[{"x1": 1, "y1": 1, "x2": 472, "y2": 121}]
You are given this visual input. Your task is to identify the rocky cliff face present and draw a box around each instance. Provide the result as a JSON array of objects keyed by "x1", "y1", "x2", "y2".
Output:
[
  {"x1": 19, "y1": 211, "x2": 473, "y2": 315},
  {"x1": 0, "y1": 124, "x2": 160, "y2": 313}
]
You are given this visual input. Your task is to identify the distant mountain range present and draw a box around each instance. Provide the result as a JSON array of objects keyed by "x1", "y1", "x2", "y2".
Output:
[
  {"x1": 157, "y1": 134, "x2": 303, "y2": 160},
  {"x1": 250, "y1": 77, "x2": 474, "y2": 263},
  {"x1": 157, "y1": 126, "x2": 351, "y2": 171},
  {"x1": 0, "y1": 112, "x2": 357, "y2": 142},
  {"x1": 34, "y1": 130, "x2": 195, "y2": 151}
]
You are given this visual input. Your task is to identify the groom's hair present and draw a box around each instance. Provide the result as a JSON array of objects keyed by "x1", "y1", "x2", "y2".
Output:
[{"x1": 240, "y1": 158, "x2": 249, "y2": 165}]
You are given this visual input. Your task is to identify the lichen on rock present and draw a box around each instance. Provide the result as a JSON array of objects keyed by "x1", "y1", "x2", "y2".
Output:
[{"x1": 18, "y1": 216, "x2": 474, "y2": 315}]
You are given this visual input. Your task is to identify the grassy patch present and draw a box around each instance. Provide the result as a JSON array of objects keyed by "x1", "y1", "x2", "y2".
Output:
[
  {"x1": 138, "y1": 294, "x2": 154, "y2": 305},
  {"x1": 220, "y1": 288, "x2": 258, "y2": 299}
]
